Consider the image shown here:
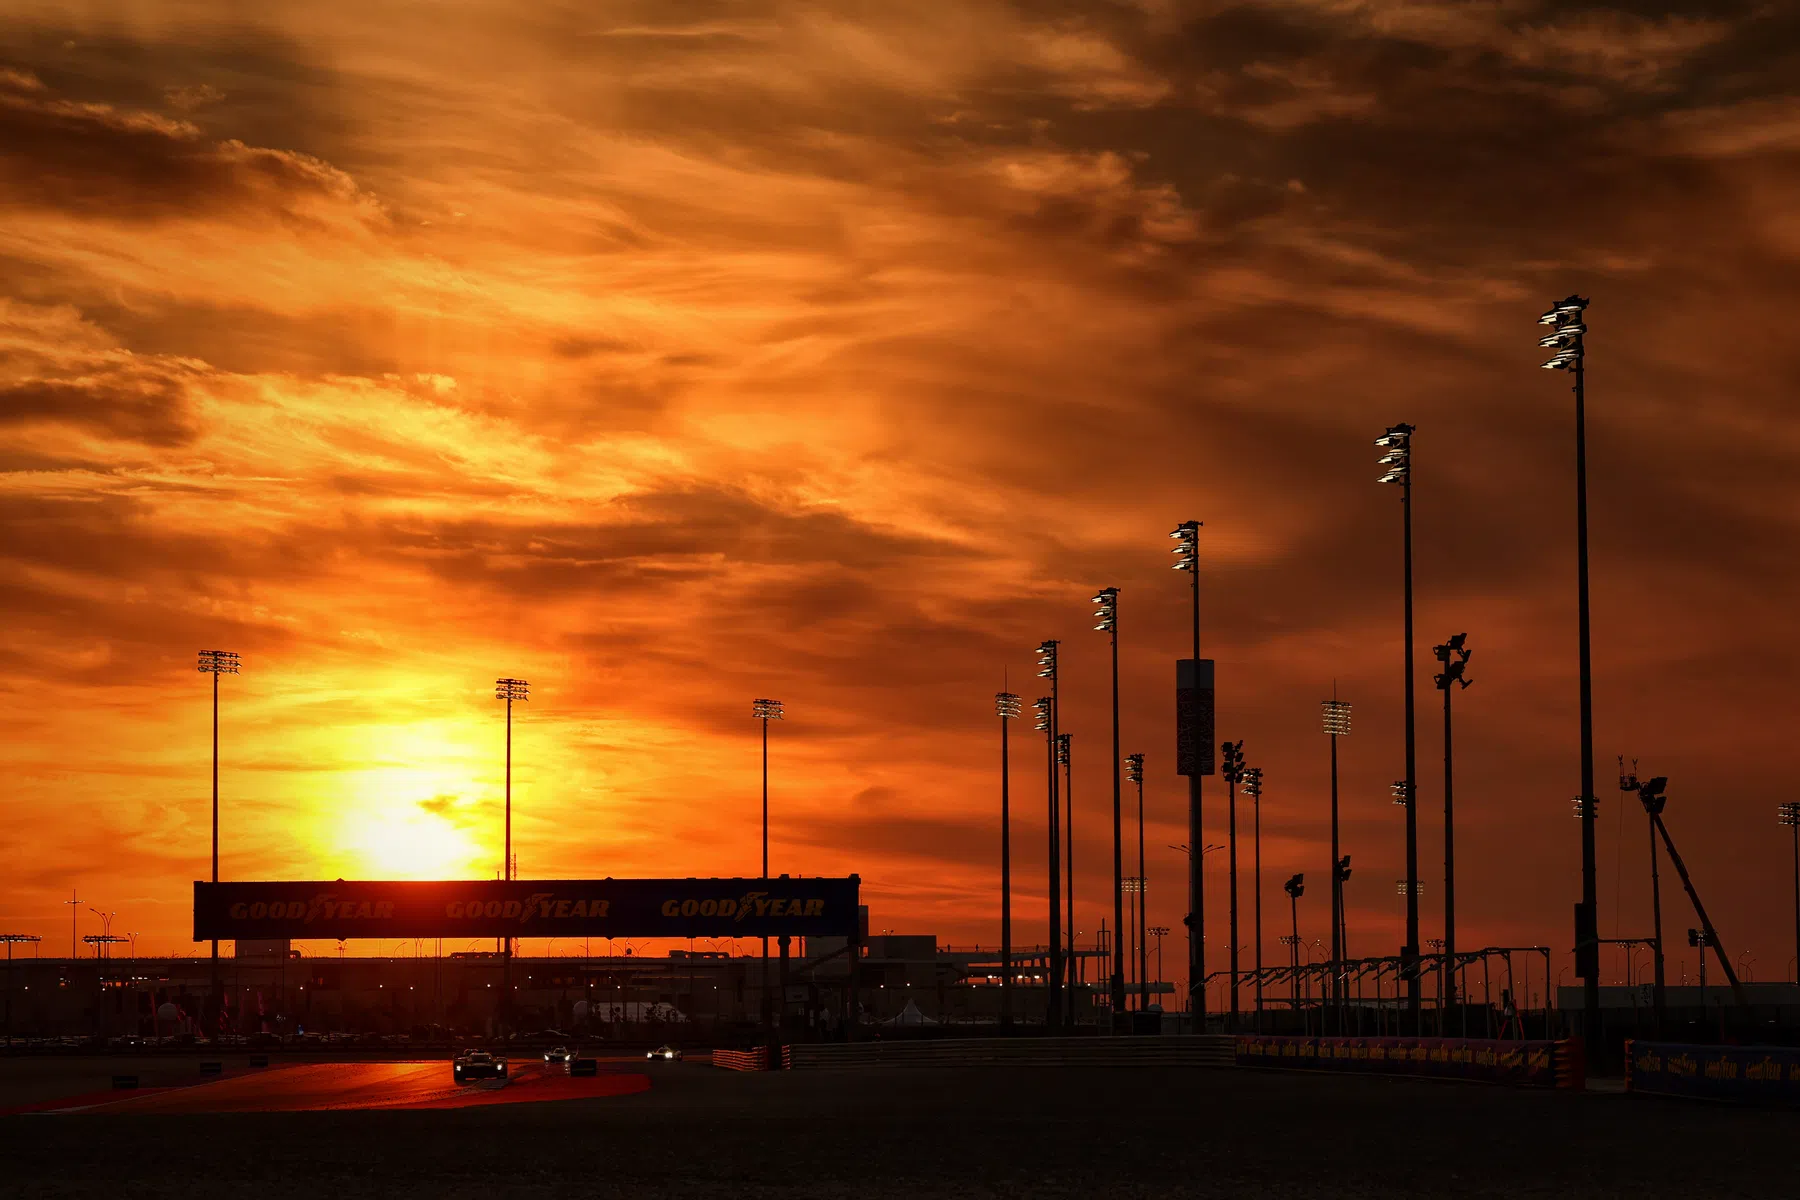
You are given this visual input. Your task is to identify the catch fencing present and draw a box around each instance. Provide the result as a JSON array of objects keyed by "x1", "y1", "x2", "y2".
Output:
[{"x1": 786, "y1": 1035, "x2": 1233, "y2": 1070}]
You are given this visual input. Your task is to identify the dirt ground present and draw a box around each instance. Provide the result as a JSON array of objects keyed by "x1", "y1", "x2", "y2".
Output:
[{"x1": 1, "y1": 1058, "x2": 1790, "y2": 1198}]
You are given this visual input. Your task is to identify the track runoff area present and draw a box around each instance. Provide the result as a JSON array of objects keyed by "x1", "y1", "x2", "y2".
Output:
[{"x1": 27, "y1": 876, "x2": 858, "y2": 1115}]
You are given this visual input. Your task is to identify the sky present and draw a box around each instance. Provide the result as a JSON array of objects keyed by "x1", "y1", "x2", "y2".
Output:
[{"x1": 2, "y1": 1, "x2": 1798, "y2": 996}]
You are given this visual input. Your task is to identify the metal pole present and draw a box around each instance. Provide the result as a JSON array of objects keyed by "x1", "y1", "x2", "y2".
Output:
[
  {"x1": 1187, "y1": 566, "x2": 1205, "y2": 1029},
  {"x1": 1443, "y1": 678, "x2": 1455, "y2": 1010},
  {"x1": 1649, "y1": 813, "x2": 1665, "y2": 1034},
  {"x1": 762, "y1": 714, "x2": 770, "y2": 1031},
  {"x1": 1063, "y1": 737, "x2": 1074, "y2": 1027},
  {"x1": 1329, "y1": 732, "x2": 1340, "y2": 1030},
  {"x1": 1290, "y1": 897, "x2": 1299, "y2": 1013},
  {"x1": 1792, "y1": 821, "x2": 1799, "y2": 985},
  {"x1": 1000, "y1": 707, "x2": 1013, "y2": 1030},
  {"x1": 1045, "y1": 707, "x2": 1061, "y2": 1030},
  {"x1": 1574, "y1": 353, "x2": 1601, "y2": 1043},
  {"x1": 1402, "y1": 465, "x2": 1419, "y2": 1023},
  {"x1": 1227, "y1": 771, "x2": 1239, "y2": 1030},
  {"x1": 1254, "y1": 784, "x2": 1263, "y2": 1030},
  {"x1": 1110, "y1": 620, "x2": 1125, "y2": 1021},
  {"x1": 211, "y1": 669, "x2": 219, "y2": 1023},
  {"x1": 1136, "y1": 773, "x2": 1147, "y2": 1016}
]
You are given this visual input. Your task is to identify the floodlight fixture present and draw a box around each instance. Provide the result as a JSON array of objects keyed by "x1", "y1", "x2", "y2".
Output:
[
  {"x1": 1396, "y1": 880, "x2": 1423, "y2": 896},
  {"x1": 1538, "y1": 295, "x2": 1588, "y2": 370},
  {"x1": 1169, "y1": 521, "x2": 1201, "y2": 573},
  {"x1": 1220, "y1": 740, "x2": 1245, "y2": 785},
  {"x1": 1125, "y1": 752, "x2": 1144, "y2": 784},
  {"x1": 1321, "y1": 700, "x2": 1353, "y2": 737},
  {"x1": 1391, "y1": 780, "x2": 1411, "y2": 807},
  {"x1": 1376, "y1": 423, "x2": 1414, "y2": 485},
  {"x1": 1056, "y1": 732, "x2": 1071, "y2": 767},
  {"x1": 1036, "y1": 640, "x2": 1059, "y2": 680},
  {"x1": 1032, "y1": 696, "x2": 1052, "y2": 733},
  {"x1": 752, "y1": 697, "x2": 783, "y2": 721},
  {"x1": 1092, "y1": 587, "x2": 1119, "y2": 633},
  {"x1": 1242, "y1": 767, "x2": 1262, "y2": 799},
  {"x1": 1123, "y1": 876, "x2": 1145, "y2": 894},
  {"x1": 1284, "y1": 874, "x2": 1304, "y2": 900},
  {"x1": 996, "y1": 692, "x2": 1022, "y2": 721},
  {"x1": 196, "y1": 650, "x2": 240, "y2": 675},
  {"x1": 1780, "y1": 802, "x2": 1800, "y2": 827}
]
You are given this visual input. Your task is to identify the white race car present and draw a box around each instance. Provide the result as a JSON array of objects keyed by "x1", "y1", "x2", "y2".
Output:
[
  {"x1": 645, "y1": 1045, "x2": 683, "y2": 1062},
  {"x1": 453, "y1": 1050, "x2": 508, "y2": 1083},
  {"x1": 543, "y1": 1045, "x2": 574, "y2": 1064}
]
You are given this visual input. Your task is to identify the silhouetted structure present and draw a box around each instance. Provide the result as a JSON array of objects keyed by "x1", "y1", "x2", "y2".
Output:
[{"x1": 1433, "y1": 634, "x2": 1472, "y2": 1008}]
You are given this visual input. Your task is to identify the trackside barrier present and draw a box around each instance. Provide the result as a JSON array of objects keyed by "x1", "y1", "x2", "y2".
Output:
[
  {"x1": 1236, "y1": 1035, "x2": 1581, "y2": 1089},
  {"x1": 1626, "y1": 1040, "x2": 1800, "y2": 1104},
  {"x1": 787, "y1": 1036, "x2": 1233, "y2": 1070},
  {"x1": 711, "y1": 1048, "x2": 770, "y2": 1072}
]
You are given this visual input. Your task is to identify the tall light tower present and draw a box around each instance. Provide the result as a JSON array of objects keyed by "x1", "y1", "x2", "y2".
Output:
[
  {"x1": 752, "y1": 698, "x2": 783, "y2": 1031},
  {"x1": 1322, "y1": 698, "x2": 1352, "y2": 1024},
  {"x1": 495, "y1": 678, "x2": 529, "y2": 969},
  {"x1": 996, "y1": 690, "x2": 1022, "y2": 1030},
  {"x1": 1036, "y1": 640, "x2": 1063, "y2": 1025},
  {"x1": 2, "y1": 933, "x2": 41, "y2": 1047},
  {"x1": 1538, "y1": 293, "x2": 1599, "y2": 1039},
  {"x1": 1033, "y1": 695, "x2": 1061, "y2": 1029},
  {"x1": 197, "y1": 649, "x2": 239, "y2": 1022},
  {"x1": 1092, "y1": 586, "x2": 1126, "y2": 1020},
  {"x1": 1432, "y1": 634, "x2": 1472, "y2": 1009},
  {"x1": 1125, "y1": 752, "x2": 1147, "y2": 1014},
  {"x1": 1376, "y1": 424, "x2": 1420, "y2": 1019},
  {"x1": 1782, "y1": 803, "x2": 1800, "y2": 984},
  {"x1": 1243, "y1": 766, "x2": 1264, "y2": 1029},
  {"x1": 1169, "y1": 520, "x2": 1204, "y2": 1024},
  {"x1": 1282, "y1": 873, "x2": 1304, "y2": 1013},
  {"x1": 1219, "y1": 740, "x2": 1245, "y2": 1028}
]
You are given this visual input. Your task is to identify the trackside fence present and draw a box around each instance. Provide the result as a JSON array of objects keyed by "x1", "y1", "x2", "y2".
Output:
[
  {"x1": 786, "y1": 1035, "x2": 1233, "y2": 1070},
  {"x1": 711, "y1": 1048, "x2": 769, "y2": 1071},
  {"x1": 1626, "y1": 1040, "x2": 1800, "y2": 1104},
  {"x1": 1236, "y1": 1035, "x2": 1582, "y2": 1089}
]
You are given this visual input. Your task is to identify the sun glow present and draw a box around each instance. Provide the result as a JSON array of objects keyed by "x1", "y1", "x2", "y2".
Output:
[{"x1": 339, "y1": 800, "x2": 489, "y2": 880}]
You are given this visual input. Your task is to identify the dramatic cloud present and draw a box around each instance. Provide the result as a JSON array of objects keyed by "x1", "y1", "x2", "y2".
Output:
[{"x1": 1, "y1": 2, "x2": 1796, "y2": 997}]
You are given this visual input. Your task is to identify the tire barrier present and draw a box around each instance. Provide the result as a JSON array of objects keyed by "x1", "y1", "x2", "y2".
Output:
[
  {"x1": 787, "y1": 1035, "x2": 1234, "y2": 1070},
  {"x1": 1626, "y1": 1040, "x2": 1800, "y2": 1104},
  {"x1": 1236, "y1": 1035, "x2": 1581, "y2": 1089},
  {"x1": 711, "y1": 1048, "x2": 770, "y2": 1072}
]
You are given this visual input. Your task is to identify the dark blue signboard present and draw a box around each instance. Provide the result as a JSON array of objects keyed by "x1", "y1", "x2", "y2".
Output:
[{"x1": 1627, "y1": 1040, "x2": 1800, "y2": 1104}]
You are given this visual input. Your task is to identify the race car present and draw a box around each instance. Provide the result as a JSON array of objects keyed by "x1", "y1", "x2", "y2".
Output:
[
  {"x1": 543, "y1": 1045, "x2": 574, "y2": 1064},
  {"x1": 453, "y1": 1050, "x2": 508, "y2": 1083},
  {"x1": 645, "y1": 1045, "x2": 683, "y2": 1062}
]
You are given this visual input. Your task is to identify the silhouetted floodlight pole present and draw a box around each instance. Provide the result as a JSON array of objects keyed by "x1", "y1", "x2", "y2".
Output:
[
  {"x1": 1126, "y1": 752, "x2": 1148, "y2": 1015},
  {"x1": 1283, "y1": 874, "x2": 1305, "y2": 1013},
  {"x1": 495, "y1": 678, "x2": 529, "y2": 974},
  {"x1": 1538, "y1": 293, "x2": 1600, "y2": 1039},
  {"x1": 1056, "y1": 731, "x2": 1074, "y2": 1024},
  {"x1": 1037, "y1": 640, "x2": 1065, "y2": 1027},
  {"x1": 1033, "y1": 694, "x2": 1061, "y2": 1029},
  {"x1": 1376, "y1": 423, "x2": 1421, "y2": 1021},
  {"x1": 1170, "y1": 519, "x2": 1204, "y2": 1025},
  {"x1": 1220, "y1": 740, "x2": 1245, "y2": 1030},
  {"x1": 996, "y1": 690, "x2": 1022, "y2": 1030},
  {"x1": 2, "y1": 934, "x2": 40, "y2": 1047},
  {"x1": 1121, "y1": 875, "x2": 1143, "y2": 1005},
  {"x1": 1243, "y1": 766, "x2": 1265, "y2": 1029},
  {"x1": 1148, "y1": 925, "x2": 1170, "y2": 1005},
  {"x1": 1092, "y1": 586, "x2": 1127, "y2": 1021},
  {"x1": 1432, "y1": 633, "x2": 1472, "y2": 1012},
  {"x1": 752, "y1": 698, "x2": 783, "y2": 1031},
  {"x1": 197, "y1": 649, "x2": 239, "y2": 1027},
  {"x1": 1321, "y1": 699, "x2": 1352, "y2": 1026},
  {"x1": 1782, "y1": 803, "x2": 1800, "y2": 985}
]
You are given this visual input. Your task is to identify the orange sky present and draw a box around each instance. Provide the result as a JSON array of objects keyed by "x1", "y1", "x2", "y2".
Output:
[{"x1": 3, "y1": 2, "x2": 1799, "y2": 991}]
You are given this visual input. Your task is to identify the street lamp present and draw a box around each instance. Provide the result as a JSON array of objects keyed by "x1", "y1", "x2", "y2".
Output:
[
  {"x1": 197, "y1": 648, "x2": 239, "y2": 1028},
  {"x1": 1220, "y1": 740, "x2": 1245, "y2": 1029},
  {"x1": 1092, "y1": 586, "x2": 1126, "y2": 1020},
  {"x1": 1782, "y1": 802, "x2": 1800, "y2": 985},
  {"x1": 1376, "y1": 422, "x2": 1420, "y2": 1019},
  {"x1": 1433, "y1": 632, "x2": 1472, "y2": 1009},
  {"x1": 1037, "y1": 639, "x2": 1067, "y2": 1029},
  {"x1": 752, "y1": 698, "x2": 783, "y2": 1032},
  {"x1": 1033, "y1": 694, "x2": 1062, "y2": 1029},
  {"x1": 1169, "y1": 519, "x2": 1205, "y2": 1027},
  {"x1": 1125, "y1": 752, "x2": 1148, "y2": 1015},
  {"x1": 1243, "y1": 766, "x2": 1265, "y2": 1029},
  {"x1": 1322, "y1": 698, "x2": 1352, "y2": 1024},
  {"x1": 996, "y1": 690, "x2": 1022, "y2": 1030},
  {"x1": 1538, "y1": 293, "x2": 1600, "y2": 1039}
]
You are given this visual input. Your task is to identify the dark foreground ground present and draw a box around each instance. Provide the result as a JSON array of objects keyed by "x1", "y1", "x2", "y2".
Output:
[{"x1": 1, "y1": 1058, "x2": 1791, "y2": 1199}]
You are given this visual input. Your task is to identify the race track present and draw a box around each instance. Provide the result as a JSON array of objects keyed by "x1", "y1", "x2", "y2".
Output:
[{"x1": 62, "y1": 1059, "x2": 651, "y2": 1113}]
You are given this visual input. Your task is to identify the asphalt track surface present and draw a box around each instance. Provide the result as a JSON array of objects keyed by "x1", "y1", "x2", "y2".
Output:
[{"x1": 2, "y1": 1059, "x2": 1794, "y2": 1198}]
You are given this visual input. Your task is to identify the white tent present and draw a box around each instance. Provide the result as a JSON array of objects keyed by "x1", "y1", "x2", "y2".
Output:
[{"x1": 880, "y1": 999, "x2": 937, "y2": 1026}]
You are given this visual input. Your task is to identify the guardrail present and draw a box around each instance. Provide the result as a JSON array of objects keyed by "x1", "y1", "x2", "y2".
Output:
[
  {"x1": 787, "y1": 1035, "x2": 1233, "y2": 1070},
  {"x1": 711, "y1": 1048, "x2": 769, "y2": 1071},
  {"x1": 1236, "y1": 1035, "x2": 1581, "y2": 1089},
  {"x1": 1626, "y1": 1040, "x2": 1800, "y2": 1104}
]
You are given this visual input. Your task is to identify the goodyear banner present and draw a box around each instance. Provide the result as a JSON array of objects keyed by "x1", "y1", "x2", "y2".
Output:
[
  {"x1": 1236, "y1": 1035, "x2": 1575, "y2": 1089},
  {"x1": 1627, "y1": 1040, "x2": 1800, "y2": 1103},
  {"x1": 194, "y1": 877, "x2": 860, "y2": 941}
]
